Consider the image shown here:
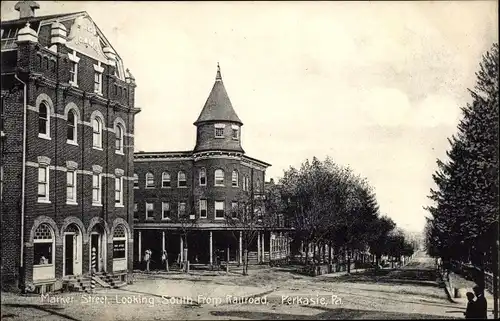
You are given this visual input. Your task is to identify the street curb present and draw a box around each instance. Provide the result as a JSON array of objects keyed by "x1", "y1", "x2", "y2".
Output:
[{"x1": 438, "y1": 271, "x2": 458, "y2": 304}]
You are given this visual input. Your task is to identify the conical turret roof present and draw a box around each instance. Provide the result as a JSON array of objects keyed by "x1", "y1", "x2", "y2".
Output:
[{"x1": 194, "y1": 64, "x2": 243, "y2": 126}]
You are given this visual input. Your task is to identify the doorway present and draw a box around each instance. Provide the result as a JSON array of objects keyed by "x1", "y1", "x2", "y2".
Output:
[
  {"x1": 91, "y1": 233, "x2": 100, "y2": 272},
  {"x1": 65, "y1": 234, "x2": 74, "y2": 275}
]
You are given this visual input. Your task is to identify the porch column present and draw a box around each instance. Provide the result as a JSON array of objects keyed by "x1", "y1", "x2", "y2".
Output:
[
  {"x1": 239, "y1": 231, "x2": 242, "y2": 264},
  {"x1": 262, "y1": 232, "x2": 266, "y2": 262},
  {"x1": 180, "y1": 235, "x2": 184, "y2": 262},
  {"x1": 162, "y1": 231, "x2": 165, "y2": 252},
  {"x1": 138, "y1": 231, "x2": 142, "y2": 261},
  {"x1": 269, "y1": 233, "x2": 272, "y2": 262},
  {"x1": 209, "y1": 231, "x2": 213, "y2": 265},
  {"x1": 257, "y1": 232, "x2": 261, "y2": 263}
]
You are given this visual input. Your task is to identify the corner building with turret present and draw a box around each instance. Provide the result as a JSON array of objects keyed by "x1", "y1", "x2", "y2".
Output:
[
  {"x1": 1, "y1": 2, "x2": 139, "y2": 292},
  {"x1": 134, "y1": 66, "x2": 290, "y2": 268}
]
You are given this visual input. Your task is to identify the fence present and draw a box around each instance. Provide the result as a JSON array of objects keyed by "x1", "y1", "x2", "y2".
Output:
[{"x1": 451, "y1": 260, "x2": 497, "y2": 294}]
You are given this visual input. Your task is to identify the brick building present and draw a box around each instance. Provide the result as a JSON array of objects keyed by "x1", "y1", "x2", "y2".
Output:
[
  {"x1": 134, "y1": 65, "x2": 290, "y2": 269},
  {"x1": 1, "y1": 2, "x2": 139, "y2": 292}
]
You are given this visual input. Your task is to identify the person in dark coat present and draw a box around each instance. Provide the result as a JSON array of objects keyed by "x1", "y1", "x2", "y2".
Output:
[
  {"x1": 473, "y1": 285, "x2": 488, "y2": 319},
  {"x1": 464, "y1": 292, "x2": 477, "y2": 319}
]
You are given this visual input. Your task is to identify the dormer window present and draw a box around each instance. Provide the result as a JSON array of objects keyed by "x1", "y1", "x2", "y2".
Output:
[
  {"x1": 214, "y1": 123, "x2": 225, "y2": 138},
  {"x1": 231, "y1": 125, "x2": 239, "y2": 140}
]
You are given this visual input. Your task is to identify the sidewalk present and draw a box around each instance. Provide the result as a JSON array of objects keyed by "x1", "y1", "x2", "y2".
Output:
[{"x1": 441, "y1": 270, "x2": 495, "y2": 319}]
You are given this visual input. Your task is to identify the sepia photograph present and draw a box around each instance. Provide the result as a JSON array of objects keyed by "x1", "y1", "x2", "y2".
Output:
[{"x1": 0, "y1": 0, "x2": 498, "y2": 320}]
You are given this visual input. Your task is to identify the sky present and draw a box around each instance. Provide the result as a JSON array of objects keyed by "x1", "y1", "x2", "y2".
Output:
[{"x1": 1, "y1": 1, "x2": 498, "y2": 233}]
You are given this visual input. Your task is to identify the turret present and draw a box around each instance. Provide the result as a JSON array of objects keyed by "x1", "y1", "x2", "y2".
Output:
[{"x1": 193, "y1": 64, "x2": 244, "y2": 153}]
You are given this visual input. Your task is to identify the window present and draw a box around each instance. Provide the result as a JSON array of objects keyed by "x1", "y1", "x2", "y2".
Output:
[
  {"x1": 177, "y1": 171, "x2": 186, "y2": 187},
  {"x1": 215, "y1": 201, "x2": 225, "y2": 219},
  {"x1": 112, "y1": 225, "x2": 126, "y2": 259},
  {"x1": 232, "y1": 170, "x2": 238, "y2": 187},
  {"x1": 255, "y1": 179, "x2": 261, "y2": 192},
  {"x1": 133, "y1": 173, "x2": 139, "y2": 189},
  {"x1": 146, "y1": 202, "x2": 154, "y2": 220},
  {"x1": 94, "y1": 72, "x2": 102, "y2": 94},
  {"x1": 0, "y1": 166, "x2": 3, "y2": 202},
  {"x1": 115, "y1": 177, "x2": 123, "y2": 206},
  {"x1": 133, "y1": 203, "x2": 138, "y2": 220},
  {"x1": 178, "y1": 202, "x2": 186, "y2": 218},
  {"x1": 38, "y1": 166, "x2": 49, "y2": 202},
  {"x1": 92, "y1": 174, "x2": 102, "y2": 205},
  {"x1": 214, "y1": 169, "x2": 224, "y2": 186},
  {"x1": 145, "y1": 172, "x2": 154, "y2": 188},
  {"x1": 162, "y1": 202, "x2": 171, "y2": 220},
  {"x1": 66, "y1": 170, "x2": 77, "y2": 203},
  {"x1": 38, "y1": 102, "x2": 49, "y2": 137},
  {"x1": 50, "y1": 60, "x2": 56, "y2": 72},
  {"x1": 92, "y1": 117, "x2": 103, "y2": 149},
  {"x1": 115, "y1": 124, "x2": 124, "y2": 153},
  {"x1": 232, "y1": 125, "x2": 239, "y2": 140},
  {"x1": 34, "y1": 224, "x2": 54, "y2": 266},
  {"x1": 243, "y1": 176, "x2": 248, "y2": 191},
  {"x1": 1, "y1": 28, "x2": 19, "y2": 51},
  {"x1": 67, "y1": 110, "x2": 77, "y2": 143},
  {"x1": 199, "y1": 168, "x2": 206, "y2": 186},
  {"x1": 1, "y1": 95, "x2": 4, "y2": 136},
  {"x1": 199, "y1": 199, "x2": 207, "y2": 218},
  {"x1": 215, "y1": 126, "x2": 224, "y2": 138},
  {"x1": 70, "y1": 61, "x2": 78, "y2": 85},
  {"x1": 43, "y1": 57, "x2": 49, "y2": 70},
  {"x1": 162, "y1": 172, "x2": 171, "y2": 188},
  {"x1": 231, "y1": 202, "x2": 238, "y2": 219}
]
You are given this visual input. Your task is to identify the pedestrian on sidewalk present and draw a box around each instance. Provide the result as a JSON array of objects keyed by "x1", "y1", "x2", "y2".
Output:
[
  {"x1": 161, "y1": 250, "x2": 169, "y2": 272},
  {"x1": 144, "y1": 249, "x2": 152, "y2": 273},
  {"x1": 464, "y1": 292, "x2": 478, "y2": 319},
  {"x1": 473, "y1": 285, "x2": 488, "y2": 319}
]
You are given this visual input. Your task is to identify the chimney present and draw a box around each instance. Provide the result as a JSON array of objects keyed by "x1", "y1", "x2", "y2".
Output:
[{"x1": 15, "y1": 1, "x2": 40, "y2": 19}]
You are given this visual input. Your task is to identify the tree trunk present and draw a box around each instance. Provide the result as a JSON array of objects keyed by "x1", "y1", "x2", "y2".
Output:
[
  {"x1": 305, "y1": 242, "x2": 310, "y2": 266},
  {"x1": 243, "y1": 249, "x2": 248, "y2": 276},
  {"x1": 226, "y1": 246, "x2": 230, "y2": 273}
]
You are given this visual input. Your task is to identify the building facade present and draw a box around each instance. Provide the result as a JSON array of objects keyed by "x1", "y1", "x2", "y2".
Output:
[
  {"x1": 1, "y1": 2, "x2": 139, "y2": 292},
  {"x1": 134, "y1": 66, "x2": 290, "y2": 268}
]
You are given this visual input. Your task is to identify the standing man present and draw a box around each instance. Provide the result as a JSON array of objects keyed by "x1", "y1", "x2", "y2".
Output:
[
  {"x1": 473, "y1": 285, "x2": 488, "y2": 319},
  {"x1": 144, "y1": 249, "x2": 152, "y2": 273},
  {"x1": 162, "y1": 250, "x2": 169, "y2": 272}
]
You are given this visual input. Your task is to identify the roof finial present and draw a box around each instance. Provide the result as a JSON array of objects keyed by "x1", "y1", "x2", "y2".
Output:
[{"x1": 216, "y1": 62, "x2": 222, "y2": 81}]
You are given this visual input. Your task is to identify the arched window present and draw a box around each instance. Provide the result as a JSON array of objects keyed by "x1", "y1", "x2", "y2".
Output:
[
  {"x1": 43, "y1": 56, "x2": 49, "y2": 70},
  {"x1": 115, "y1": 124, "x2": 124, "y2": 153},
  {"x1": 145, "y1": 172, "x2": 154, "y2": 188},
  {"x1": 67, "y1": 109, "x2": 77, "y2": 143},
  {"x1": 199, "y1": 168, "x2": 206, "y2": 186},
  {"x1": 38, "y1": 102, "x2": 50, "y2": 137},
  {"x1": 232, "y1": 170, "x2": 239, "y2": 187},
  {"x1": 133, "y1": 173, "x2": 139, "y2": 189},
  {"x1": 33, "y1": 223, "x2": 55, "y2": 280},
  {"x1": 178, "y1": 171, "x2": 187, "y2": 187},
  {"x1": 214, "y1": 169, "x2": 224, "y2": 186},
  {"x1": 162, "y1": 172, "x2": 171, "y2": 188},
  {"x1": 92, "y1": 117, "x2": 103, "y2": 149}
]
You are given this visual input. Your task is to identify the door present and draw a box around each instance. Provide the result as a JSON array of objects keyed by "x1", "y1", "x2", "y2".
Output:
[
  {"x1": 65, "y1": 234, "x2": 74, "y2": 276},
  {"x1": 91, "y1": 234, "x2": 100, "y2": 272}
]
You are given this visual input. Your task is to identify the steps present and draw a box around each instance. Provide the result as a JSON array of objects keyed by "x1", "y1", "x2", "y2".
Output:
[{"x1": 63, "y1": 272, "x2": 128, "y2": 292}]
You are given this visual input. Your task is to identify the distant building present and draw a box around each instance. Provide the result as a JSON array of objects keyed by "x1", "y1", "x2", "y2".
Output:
[
  {"x1": 1, "y1": 1, "x2": 139, "y2": 292},
  {"x1": 133, "y1": 65, "x2": 290, "y2": 267}
]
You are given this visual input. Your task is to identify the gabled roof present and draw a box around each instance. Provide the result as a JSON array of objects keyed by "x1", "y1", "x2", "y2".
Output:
[
  {"x1": 0, "y1": 11, "x2": 85, "y2": 27},
  {"x1": 194, "y1": 64, "x2": 243, "y2": 126}
]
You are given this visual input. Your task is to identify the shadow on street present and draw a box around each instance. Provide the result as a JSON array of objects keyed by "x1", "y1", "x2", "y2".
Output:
[
  {"x1": 2, "y1": 303, "x2": 80, "y2": 321},
  {"x1": 210, "y1": 305, "x2": 460, "y2": 320}
]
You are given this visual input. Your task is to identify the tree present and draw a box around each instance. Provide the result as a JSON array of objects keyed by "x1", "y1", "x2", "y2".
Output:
[
  {"x1": 175, "y1": 200, "x2": 198, "y2": 272},
  {"x1": 425, "y1": 43, "x2": 499, "y2": 275}
]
